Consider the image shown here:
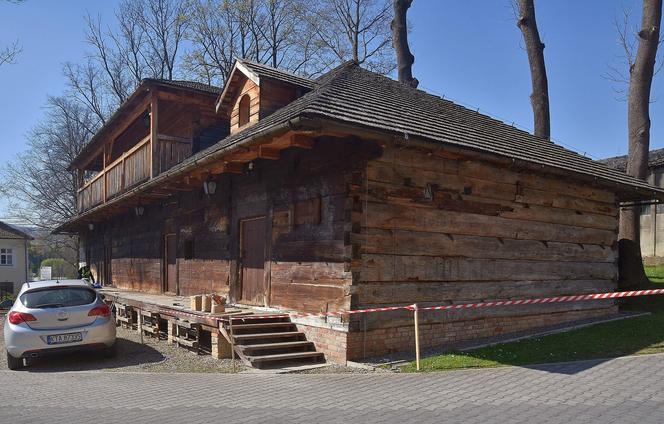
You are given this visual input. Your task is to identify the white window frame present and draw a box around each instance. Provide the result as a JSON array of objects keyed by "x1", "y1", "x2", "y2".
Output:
[{"x1": 0, "y1": 248, "x2": 13, "y2": 266}]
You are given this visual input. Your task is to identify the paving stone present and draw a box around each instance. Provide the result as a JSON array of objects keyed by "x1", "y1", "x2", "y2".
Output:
[{"x1": 2, "y1": 354, "x2": 664, "y2": 423}]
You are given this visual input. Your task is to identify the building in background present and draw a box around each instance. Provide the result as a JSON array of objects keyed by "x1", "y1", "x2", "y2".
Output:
[
  {"x1": 602, "y1": 149, "x2": 664, "y2": 264},
  {"x1": 0, "y1": 221, "x2": 32, "y2": 295}
]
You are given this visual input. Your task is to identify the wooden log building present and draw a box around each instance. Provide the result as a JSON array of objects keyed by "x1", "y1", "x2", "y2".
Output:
[{"x1": 58, "y1": 59, "x2": 664, "y2": 364}]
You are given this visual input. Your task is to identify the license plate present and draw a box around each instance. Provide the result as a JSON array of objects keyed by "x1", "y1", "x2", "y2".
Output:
[{"x1": 47, "y1": 333, "x2": 83, "y2": 345}]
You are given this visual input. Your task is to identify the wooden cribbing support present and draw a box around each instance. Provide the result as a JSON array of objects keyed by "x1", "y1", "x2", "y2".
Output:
[{"x1": 138, "y1": 309, "x2": 144, "y2": 344}]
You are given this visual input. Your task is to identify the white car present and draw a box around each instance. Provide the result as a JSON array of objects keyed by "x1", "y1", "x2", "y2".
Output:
[{"x1": 4, "y1": 279, "x2": 116, "y2": 370}]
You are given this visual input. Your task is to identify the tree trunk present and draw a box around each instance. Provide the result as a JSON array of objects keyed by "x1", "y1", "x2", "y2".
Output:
[
  {"x1": 391, "y1": 0, "x2": 418, "y2": 88},
  {"x1": 516, "y1": 0, "x2": 550, "y2": 140},
  {"x1": 619, "y1": 0, "x2": 662, "y2": 288}
]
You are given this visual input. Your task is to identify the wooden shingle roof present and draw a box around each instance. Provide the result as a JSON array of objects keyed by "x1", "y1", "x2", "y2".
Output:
[
  {"x1": 601, "y1": 148, "x2": 664, "y2": 173},
  {"x1": 237, "y1": 59, "x2": 316, "y2": 89},
  {"x1": 186, "y1": 61, "x2": 664, "y2": 200},
  {"x1": 143, "y1": 79, "x2": 221, "y2": 95}
]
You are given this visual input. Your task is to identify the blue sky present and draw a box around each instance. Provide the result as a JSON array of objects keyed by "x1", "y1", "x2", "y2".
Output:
[{"x1": 0, "y1": 0, "x2": 661, "y2": 218}]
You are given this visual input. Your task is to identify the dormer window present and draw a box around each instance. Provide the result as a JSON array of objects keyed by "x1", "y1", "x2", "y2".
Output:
[
  {"x1": 217, "y1": 60, "x2": 315, "y2": 135},
  {"x1": 238, "y1": 94, "x2": 250, "y2": 127}
]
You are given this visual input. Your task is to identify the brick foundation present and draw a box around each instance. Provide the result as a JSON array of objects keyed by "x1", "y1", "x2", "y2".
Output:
[
  {"x1": 294, "y1": 322, "x2": 349, "y2": 364},
  {"x1": 346, "y1": 307, "x2": 617, "y2": 361}
]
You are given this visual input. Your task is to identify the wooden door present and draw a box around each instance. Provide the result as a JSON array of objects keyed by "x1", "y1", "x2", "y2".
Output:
[
  {"x1": 240, "y1": 217, "x2": 267, "y2": 305},
  {"x1": 164, "y1": 234, "x2": 178, "y2": 294}
]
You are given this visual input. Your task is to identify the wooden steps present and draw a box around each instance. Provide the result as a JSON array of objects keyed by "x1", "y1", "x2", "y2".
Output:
[
  {"x1": 232, "y1": 331, "x2": 302, "y2": 341},
  {"x1": 221, "y1": 315, "x2": 324, "y2": 369},
  {"x1": 247, "y1": 351, "x2": 324, "y2": 365}
]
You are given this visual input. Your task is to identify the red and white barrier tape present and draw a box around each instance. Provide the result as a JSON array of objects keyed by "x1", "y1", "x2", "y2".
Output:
[
  {"x1": 410, "y1": 288, "x2": 664, "y2": 312},
  {"x1": 109, "y1": 288, "x2": 664, "y2": 323},
  {"x1": 225, "y1": 288, "x2": 664, "y2": 320}
]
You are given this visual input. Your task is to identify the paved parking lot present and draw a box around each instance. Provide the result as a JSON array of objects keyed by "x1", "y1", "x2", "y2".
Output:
[{"x1": 2, "y1": 353, "x2": 664, "y2": 423}]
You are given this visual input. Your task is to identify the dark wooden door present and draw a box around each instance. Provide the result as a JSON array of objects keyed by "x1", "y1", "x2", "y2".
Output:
[
  {"x1": 164, "y1": 234, "x2": 178, "y2": 294},
  {"x1": 240, "y1": 217, "x2": 266, "y2": 305}
]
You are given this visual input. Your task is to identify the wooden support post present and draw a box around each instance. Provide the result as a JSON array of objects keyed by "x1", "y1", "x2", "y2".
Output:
[
  {"x1": 102, "y1": 144, "x2": 107, "y2": 203},
  {"x1": 150, "y1": 94, "x2": 158, "y2": 177},
  {"x1": 413, "y1": 303, "x2": 421, "y2": 371},
  {"x1": 229, "y1": 318, "x2": 236, "y2": 372}
]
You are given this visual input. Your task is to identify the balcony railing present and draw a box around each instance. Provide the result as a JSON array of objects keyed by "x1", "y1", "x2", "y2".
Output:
[
  {"x1": 157, "y1": 135, "x2": 194, "y2": 174},
  {"x1": 77, "y1": 135, "x2": 194, "y2": 213}
]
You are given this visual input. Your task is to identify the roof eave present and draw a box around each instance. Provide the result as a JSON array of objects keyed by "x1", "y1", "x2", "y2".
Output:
[{"x1": 305, "y1": 115, "x2": 664, "y2": 203}]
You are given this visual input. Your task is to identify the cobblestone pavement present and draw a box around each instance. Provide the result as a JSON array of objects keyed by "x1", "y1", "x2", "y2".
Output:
[{"x1": 3, "y1": 354, "x2": 664, "y2": 423}]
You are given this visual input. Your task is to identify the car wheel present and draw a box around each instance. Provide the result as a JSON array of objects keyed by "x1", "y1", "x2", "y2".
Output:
[
  {"x1": 6, "y1": 351, "x2": 24, "y2": 370},
  {"x1": 101, "y1": 343, "x2": 117, "y2": 358}
]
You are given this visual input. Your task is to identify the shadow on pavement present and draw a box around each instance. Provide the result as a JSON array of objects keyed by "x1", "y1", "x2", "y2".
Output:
[{"x1": 18, "y1": 337, "x2": 165, "y2": 373}]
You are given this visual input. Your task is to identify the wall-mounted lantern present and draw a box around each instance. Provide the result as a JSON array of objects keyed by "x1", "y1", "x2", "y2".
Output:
[
  {"x1": 203, "y1": 179, "x2": 217, "y2": 196},
  {"x1": 88, "y1": 223, "x2": 94, "y2": 231}
]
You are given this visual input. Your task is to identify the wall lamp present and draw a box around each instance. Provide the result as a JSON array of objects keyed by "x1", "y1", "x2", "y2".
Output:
[{"x1": 203, "y1": 179, "x2": 217, "y2": 196}]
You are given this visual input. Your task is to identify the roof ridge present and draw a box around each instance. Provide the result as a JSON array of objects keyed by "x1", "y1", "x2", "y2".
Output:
[
  {"x1": 141, "y1": 78, "x2": 221, "y2": 93},
  {"x1": 237, "y1": 59, "x2": 315, "y2": 84}
]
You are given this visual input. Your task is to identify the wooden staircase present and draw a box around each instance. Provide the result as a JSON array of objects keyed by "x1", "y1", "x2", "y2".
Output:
[{"x1": 220, "y1": 315, "x2": 325, "y2": 368}]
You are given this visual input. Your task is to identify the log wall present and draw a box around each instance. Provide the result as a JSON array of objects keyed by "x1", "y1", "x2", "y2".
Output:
[
  {"x1": 84, "y1": 137, "x2": 373, "y2": 314},
  {"x1": 348, "y1": 142, "x2": 620, "y2": 332}
]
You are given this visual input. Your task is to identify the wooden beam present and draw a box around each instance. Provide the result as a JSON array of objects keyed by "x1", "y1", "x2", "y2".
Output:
[
  {"x1": 224, "y1": 146, "x2": 259, "y2": 162},
  {"x1": 209, "y1": 161, "x2": 245, "y2": 175},
  {"x1": 289, "y1": 133, "x2": 315, "y2": 149},
  {"x1": 258, "y1": 145, "x2": 281, "y2": 160}
]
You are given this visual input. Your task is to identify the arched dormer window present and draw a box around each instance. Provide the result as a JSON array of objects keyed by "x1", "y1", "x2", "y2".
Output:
[{"x1": 238, "y1": 94, "x2": 250, "y2": 127}]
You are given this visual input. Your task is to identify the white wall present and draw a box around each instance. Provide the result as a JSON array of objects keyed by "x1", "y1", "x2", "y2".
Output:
[{"x1": 0, "y1": 238, "x2": 28, "y2": 295}]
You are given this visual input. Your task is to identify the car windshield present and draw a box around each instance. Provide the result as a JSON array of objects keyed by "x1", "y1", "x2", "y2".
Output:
[{"x1": 20, "y1": 287, "x2": 97, "y2": 309}]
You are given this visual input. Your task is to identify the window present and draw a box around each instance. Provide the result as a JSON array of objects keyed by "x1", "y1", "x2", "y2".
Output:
[
  {"x1": 238, "y1": 94, "x2": 250, "y2": 127},
  {"x1": 20, "y1": 287, "x2": 97, "y2": 309},
  {"x1": 0, "y1": 248, "x2": 13, "y2": 266}
]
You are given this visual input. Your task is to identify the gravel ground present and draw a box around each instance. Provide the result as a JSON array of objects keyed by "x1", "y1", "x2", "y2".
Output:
[
  {"x1": 0, "y1": 313, "x2": 393, "y2": 374},
  {"x1": 0, "y1": 314, "x2": 245, "y2": 373}
]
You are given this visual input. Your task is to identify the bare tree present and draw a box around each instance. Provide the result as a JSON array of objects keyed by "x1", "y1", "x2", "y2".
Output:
[
  {"x1": 63, "y1": 61, "x2": 111, "y2": 126},
  {"x1": 85, "y1": 13, "x2": 132, "y2": 105},
  {"x1": 306, "y1": 0, "x2": 394, "y2": 73},
  {"x1": 0, "y1": 97, "x2": 99, "y2": 268},
  {"x1": 619, "y1": 0, "x2": 662, "y2": 287},
  {"x1": 391, "y1": 0, "x2": 417, "y2": 87},
  {"x1": 0, "y1": 39, "x2": 21, "y2": 67},
  {"x1": 515, "y1": 0, "x2": 550, "y2": 140},
  {"x1": 185, "y1": 0, "x2": 256, "y2": 85},
  {"x1": 0, "y1": 0, "x2": 24, "y2": 67},
  {"x1": 184, "y1": 0, "x2": 326, "y2": 85},
  {"x1": 136, "y1": 0, "x2": 190, "y2": 80}
]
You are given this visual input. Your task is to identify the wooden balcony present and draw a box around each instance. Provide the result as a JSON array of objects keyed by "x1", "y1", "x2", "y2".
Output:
[{"x1": 77, "y1": 135, "x2": 192, "y2": 212}]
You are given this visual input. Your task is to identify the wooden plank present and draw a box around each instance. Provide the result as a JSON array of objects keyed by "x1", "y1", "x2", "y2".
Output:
[
  {"x1": 355, "y1": 254, "x2": 617, "y2": 282},
  {"x1": 353, "y1": 228, "x2": 617, "y2": 263},
  {"x1": 353, "y1": 279, "x2": 616, "y2": 305},
  {"x1": 358, "y1": 201, "x2": 617, "y2": 246}
]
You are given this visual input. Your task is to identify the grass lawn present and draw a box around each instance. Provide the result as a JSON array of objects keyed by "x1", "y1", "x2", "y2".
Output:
[{"x1": 402, "y1": 269, "x2": 664, "y2": 372}]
